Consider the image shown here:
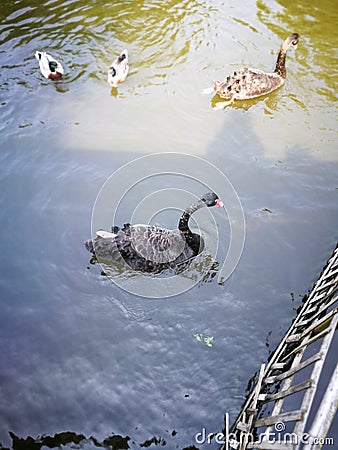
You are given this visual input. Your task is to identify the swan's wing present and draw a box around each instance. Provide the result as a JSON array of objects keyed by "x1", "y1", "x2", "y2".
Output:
[
  {"x1": 87, "y1": 224, "x2": 198, "y2": 271},
  {"x1": 213, "y1": 67, "x2": 284, "y2": 100},
  {"x1": 126, "y1": 225, "x2": 187, "y2": 264}
]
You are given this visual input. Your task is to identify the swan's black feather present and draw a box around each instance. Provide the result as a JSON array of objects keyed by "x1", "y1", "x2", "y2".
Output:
[{"x1": 85, "y1": 192, "x2": 220, "y2": 273}]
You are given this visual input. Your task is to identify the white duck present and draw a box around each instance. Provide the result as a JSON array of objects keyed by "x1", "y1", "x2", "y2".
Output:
[
  {"x1": 35, "y1": 51, "x2": 64, "y2": 79},
  {"x1": 107, "y1": 49, "x2": 129, "y2": 87}
]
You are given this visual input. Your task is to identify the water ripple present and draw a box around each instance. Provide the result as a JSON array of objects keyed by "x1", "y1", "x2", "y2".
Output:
[{"x1": 0, "y1": 0, "x2": 221, "y2": 94}]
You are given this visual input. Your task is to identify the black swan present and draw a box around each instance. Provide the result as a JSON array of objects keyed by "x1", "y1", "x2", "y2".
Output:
[
  {"x1": 85, "y1": 192, "x2": 223, "y2": 273},
  {"x1": 211, "y1": 33, "x2": 299, "y2": 102}
]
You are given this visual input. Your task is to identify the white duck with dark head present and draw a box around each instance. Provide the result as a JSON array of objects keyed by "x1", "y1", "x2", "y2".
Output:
[
  {"x1": 107, "y1": 49, "x2": 129, "y2": 87},
  {"x1": 210, "y1": 33, "x2": 299, "y2": 104},
  {"x1": 85, "y1": 192, "x2": 223, "y2": 273},
  {"x1": 35, "y1": 51, "x2": 64, "y2": 79}
]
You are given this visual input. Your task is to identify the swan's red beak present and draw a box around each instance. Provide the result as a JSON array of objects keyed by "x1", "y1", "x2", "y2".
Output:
[{"x1": 216, "y1": 199, "x2": 223, "y2": 207}]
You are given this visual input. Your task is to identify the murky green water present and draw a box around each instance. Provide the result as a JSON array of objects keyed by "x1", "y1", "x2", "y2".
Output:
[{"x1": 0, "y1": 0, "x2": 337, "y2": 449}]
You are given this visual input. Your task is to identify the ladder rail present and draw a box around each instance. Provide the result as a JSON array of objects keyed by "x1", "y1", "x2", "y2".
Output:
[{"x1": 226, "y1": 245, "x2": 338, "y2": 450}]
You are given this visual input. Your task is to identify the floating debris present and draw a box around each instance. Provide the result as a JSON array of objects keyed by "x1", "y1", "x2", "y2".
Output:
[{"x1": 193, "y1": 333, "x2": 214, "y2": 347}]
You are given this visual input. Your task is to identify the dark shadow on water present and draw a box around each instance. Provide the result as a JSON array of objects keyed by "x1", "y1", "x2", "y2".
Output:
[
  {"x1": 3, "y1": 431, "x2": 130, "y2": 450},
  {"x1": 87, "y1": 250, "x2": 221, "y2": 286},
  {"x1": 1, "y1": 431, "x2": 200, "y2": 450}
]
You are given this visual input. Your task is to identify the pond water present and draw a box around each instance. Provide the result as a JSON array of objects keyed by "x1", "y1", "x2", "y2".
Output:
[{"x1": 0, "y1": 0, "x2": 337, "y2": 449}]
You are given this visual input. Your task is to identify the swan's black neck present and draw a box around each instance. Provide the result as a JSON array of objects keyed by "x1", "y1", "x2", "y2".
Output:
[
  {"x1": 274, "y1": 49, "x2": 287, "y2": 78},
  {"x1": 178, "y1": 199, "x2": 205, "y2": 234}
]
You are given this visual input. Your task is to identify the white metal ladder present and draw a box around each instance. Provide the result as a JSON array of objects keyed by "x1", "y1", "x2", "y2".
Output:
[{"x1": 224, "y1": 245, "x2": 338, "y2": 450}]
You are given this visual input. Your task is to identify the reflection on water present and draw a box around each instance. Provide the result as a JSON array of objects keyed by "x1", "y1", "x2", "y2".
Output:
[
  {"x1": 89, "y1": 250, "x2": 221, "y2": 288},
  {"x1": 0, "y1": 0, "x2": 217, "y2": 88},
  {"x1": 258, "y1": 0, "x2": 338, "y2": 103},
  {"x1": 0, "y1": 0, "x2": 337, "y2": 449},
  {"x1": 7, "y1": 431, "x2": 131, "y2": 449},
  {"x1": 252, "y1": 0, "x2": 338, "y2": 160}
]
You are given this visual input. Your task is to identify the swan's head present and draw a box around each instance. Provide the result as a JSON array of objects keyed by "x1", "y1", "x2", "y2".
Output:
[
  {"x1": 201, "y1": 192, "x2": 223, "y2": 208},
  {"x1": 283, "y1": 33, "x2": 299, "y2": 51}
]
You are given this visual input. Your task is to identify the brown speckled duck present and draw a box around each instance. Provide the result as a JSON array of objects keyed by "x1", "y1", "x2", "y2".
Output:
[{"x1": 212, "y1": 33, "x2": 299, "y2": 103}]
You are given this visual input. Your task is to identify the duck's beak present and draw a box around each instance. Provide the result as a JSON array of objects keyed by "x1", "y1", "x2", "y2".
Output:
[{"x1": 216, "y1": 199, "x2": 223, "y2": 207}]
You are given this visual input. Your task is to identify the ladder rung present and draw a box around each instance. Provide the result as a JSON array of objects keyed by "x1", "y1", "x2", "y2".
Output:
[
  {"x1": 286, "y1": 334, "x2": 301, "y2": 342},
  {"x1": 309, "y1": 291, "x2": 328, "y2": 303},
  {"x1": 247, "y1": 442, "x2": 296, "y2": 450},
  {"x1": 322, "y1": 266, "x2": 338, "y2": 280},
  {"x1": 254, "y1": 409, "x2": 303, "y2": 427},
  {"x1": 297, "y1": 296, "x2": 337, "y2": 327},
  {"x1": 303, "y1": 305, "x2": 317, "y2": 316},
  {"x1": 315, "y1": 277, "x2": 338, "y2": 293},
  {"x1": 300, "y1": 308, "x2": 337, "y2": 340},
  {"x1": 309, "y1": 290, "x2": 330, "y2": 304},
  {"x1": 281, "y1": 328, "x2": 330, "y2": 361},
  {"x1": 259, "y1": 379, "x2": 312, "y2": 403},
  {"x1": 236, "y1": 421, "x2": 250, "y2": 432},
  {"x1": 270, "y1": 363, "x2": 285, "y2": 370},
  {"x1": 264, "y1": 352, "x2": 322, "y2": 385}
]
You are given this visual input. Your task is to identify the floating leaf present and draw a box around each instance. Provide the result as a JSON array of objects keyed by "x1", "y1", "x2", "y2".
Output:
[
  {"x1": 204, "y1": 336, "x2": 214, "y2": 347},
  {"x1": 193, "y1": 333, "x2": 203, "y2": 342},
  {"x1": 194, "y1": 333, "x2": 214, "y2": 347}
]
